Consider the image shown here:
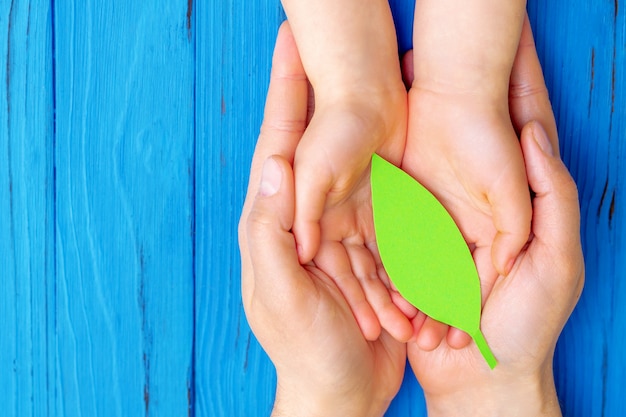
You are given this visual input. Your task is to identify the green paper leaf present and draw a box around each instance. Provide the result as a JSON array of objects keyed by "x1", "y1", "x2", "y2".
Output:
[{"x1": 371, "y1": 154, "x2": 497, "y2": 369}]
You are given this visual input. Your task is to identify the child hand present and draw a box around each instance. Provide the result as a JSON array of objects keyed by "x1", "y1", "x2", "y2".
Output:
[
  {"x1": 400, "y1": 15, "x2": 547, "y2": 350},
  {"x1": 404, "y1": 89, "x2": 531, "y2": 279},
  {"x1": 403, "y1": 93, "x2": 530, "y2": 349},
  {"x1": 407, "y1": 121, "x2": 582, "y2": 416},
  {"x1": 280, "y1": 9, "x2": 415, "y2": 341}
]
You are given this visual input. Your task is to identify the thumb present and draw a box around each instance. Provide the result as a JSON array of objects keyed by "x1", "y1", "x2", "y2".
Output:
[
  {"x1": 521, "y1": 121, "x2": 581, "y2": 255},
  {"x1": 245, "y1": 155, "x2": 303, "y2": 298}
]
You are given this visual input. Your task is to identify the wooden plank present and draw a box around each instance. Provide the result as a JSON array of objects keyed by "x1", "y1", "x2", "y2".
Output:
[
  {"x1": 194, "y1": 1, "x2": 286, "y2": 416},
  {"x1": 529, "y1": 1, "x2": 626, "y2": 415},
  {"x1": 0, "y1": 1, "x2": 55, "y2": 415},
  {"x1": 53, "y1": 1, "x2": 194, "y2": 415}
]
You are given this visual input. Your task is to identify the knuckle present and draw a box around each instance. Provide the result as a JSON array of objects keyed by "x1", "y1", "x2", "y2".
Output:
[
  {"x1": 553, "y1": 168, "x2": 580, "y2": 203},
  {"x1": 508, "y1": 81, "x2": 549, "y2": 99},
  {"x1": 559, "y1": 254, "x2": 585, "y2": 300},
  {"x1": 246, "y1": 209, "x2": 274, "y2": 240},
  {"x1": 260, "y1": 118, "x2": 306, "y2": 136}
]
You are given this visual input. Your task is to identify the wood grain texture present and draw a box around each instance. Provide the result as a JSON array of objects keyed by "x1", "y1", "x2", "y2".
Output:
[
  {"x1": 528, "y1": 1, "x2": 626, "y2": 415},
  {"x1": 1, "y1": 1, "x2": 55, "y2": 416},
  {"x1": 52, "y1": 0, "x2": 194, "y2": 415},
  {"x1": 194, "y1": 1, "x2": 284, "y2": 415},
  {"x1": 0, "y1": 0, "x2": 625, "y2": 416}
]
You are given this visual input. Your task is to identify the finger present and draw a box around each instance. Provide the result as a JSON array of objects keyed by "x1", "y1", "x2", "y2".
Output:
[
  {"x1": 446, "y1": 328, "x2": 473, "y2": 349},
  {"x1": 245, "y1": 156, "x2": 302, "y2": 305},
  {"x1": 390, "y1": 291, "x2": 419, "y2": 319},
  {"x1": 509, "y1": 14, "x2": 559, "y2": 154},
  {"x1": 489, "y1": 155, "x2": 532, "y2": 276},
  {"x1": 415, "y1": 317, "x2": 448, "y2": 351},
  {"x1": 240, "y1": 21, "x2": 308, "y2": 281},
  {"x1": 520, "y1": 122, "x2": 581, "y2": 256},
  {"x1": 315, "y1": 241, "x2": 382, "y2": 341},
  {"x1": 245, "y1": 21, "x2": 309, "y2": 202},
  {"x1": 346, "y1": 243, "x2": 414, "y2": 342},
  {"x1": 292, "y1": 156, "x2": 329, "y2": 263}
]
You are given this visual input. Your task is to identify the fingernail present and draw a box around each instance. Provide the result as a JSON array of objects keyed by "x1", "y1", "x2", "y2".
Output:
[
  {"x1": 259, "y1": 157, "x2": 282, "y2": 197},
  {"x1": 532, "y1": 122, "x2": 554, "y2": 156}
]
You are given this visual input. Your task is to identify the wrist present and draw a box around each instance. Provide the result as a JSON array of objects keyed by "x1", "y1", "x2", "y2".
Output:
[
  {"x1": 407, "y1": 86, "x2": 509, "y2": 129},
  {"x1": 311, "y1": 83, "x2": 407, "y2": 154},
  {"x1": 272, "y1": 381, "x2": 389, "y2": 417},
  {"x1": 424, "y1": 369, "x2": 561, "y2": 417},
  {"x1": 411, "y1": 1, "x2": 526, "y2": 98},
  {"x1": 283, "y1": 0, "x2": 400, "y2": 98},
  {"x1": 313, "y1": 69, "x2": 405, "y2": 111},
  {"x1": 410, "y1": 72, "x2": 510, "y2": 102}
]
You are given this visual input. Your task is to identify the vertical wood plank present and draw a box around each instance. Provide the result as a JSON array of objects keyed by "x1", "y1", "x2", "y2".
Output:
[
  {"x1": 53, "y1": 1, "x2": 194, "y2": 415},
  {"x1": 529, "y1": 1, "x2": 626, "y2": 415},
  {"x1": 195, "y1": 1, "x2": 285, "y2": 416},
  {"x1": 0, "y1": 1, "x2": 55, "y2": 415}
]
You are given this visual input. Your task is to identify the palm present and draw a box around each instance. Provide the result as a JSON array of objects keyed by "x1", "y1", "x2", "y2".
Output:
[
  {"x1": 313, "y1": 164, "x2": 416, "y2": 341},
  {"x1": 299, "y1": 102, "x2": 415, "y2": 342},
  {"x1": 402, "y1": 90, "x2": 528, "y2": 305},
  {"x1": 260, "y1": 260, "x2": 407, "y2": 411},
  {"x1": 407, "y1": 248, "x2": 539, "y2": 394},
  {"x1": 408, "y1": 249, "x2": 564, "y2": 392}
]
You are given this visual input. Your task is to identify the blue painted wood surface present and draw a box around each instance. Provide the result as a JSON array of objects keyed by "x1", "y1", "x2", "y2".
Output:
[{"x1": 0, "y1": 0, "x2": 624, "y2": 416}]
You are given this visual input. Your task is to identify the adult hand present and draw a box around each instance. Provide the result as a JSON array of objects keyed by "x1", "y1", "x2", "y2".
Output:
[
  {"x1": 239, "y1": 23, "x2": 406, "y2": 417},
  {"x1": 292, "y1": 27, "x2": 413, "y2": 343}
]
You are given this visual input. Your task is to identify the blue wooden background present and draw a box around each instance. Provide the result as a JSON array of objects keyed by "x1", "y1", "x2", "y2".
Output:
[{"x1": 0, "y1": 0, "x2": 623, "y2": 416}]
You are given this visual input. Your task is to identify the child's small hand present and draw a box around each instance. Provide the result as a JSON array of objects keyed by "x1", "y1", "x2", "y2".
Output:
[
  {"x1": 404, "y1": 89, "x2": 531, "y2": 275},
  {"x1": 400, "y1": 15, "x2": 545, "y2": 351},
  {"x1": 292, "y1": 95, "x2": 406, "y2": 263},
  {"x1": 276, "y1": 2, "x2": 416, "y2": 342},
  {"x1": 291, "y1": 86, "x2": 415, "y2": 342},
  {"x1": 403, "y1": 94, "x2": 531, "y2": 349}
]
